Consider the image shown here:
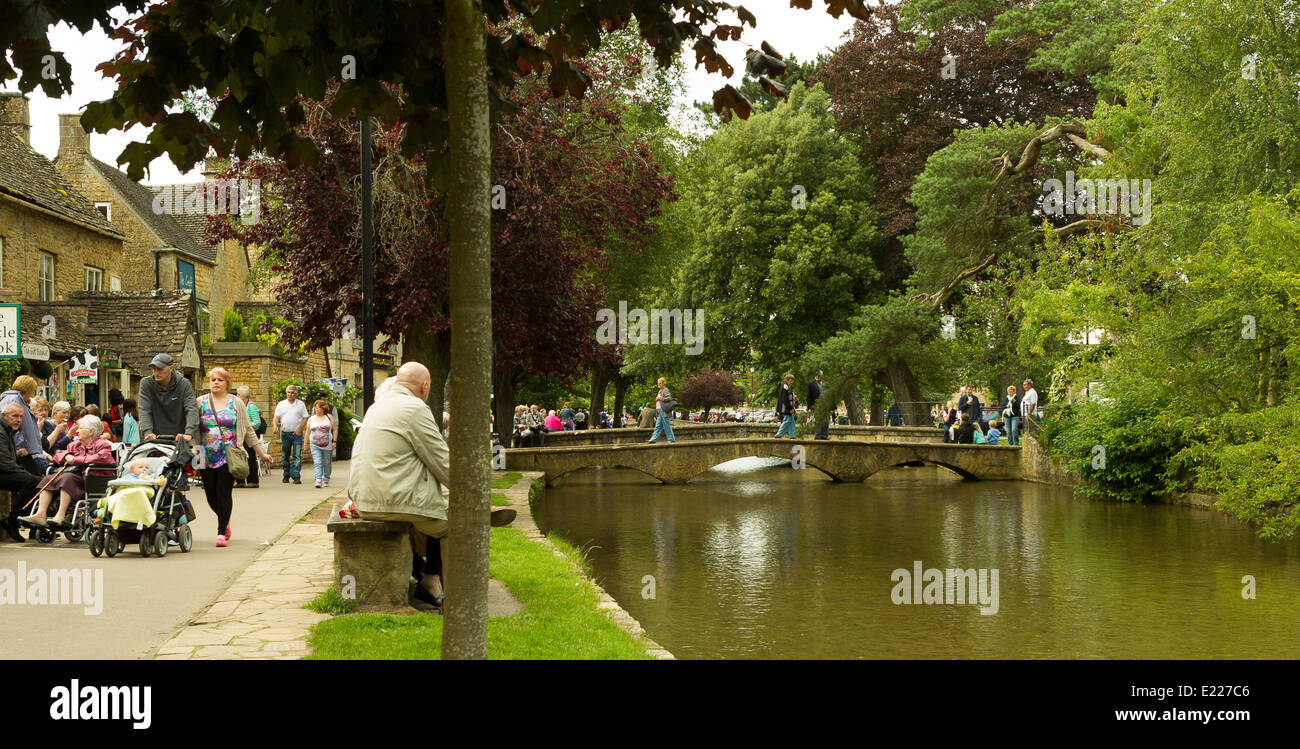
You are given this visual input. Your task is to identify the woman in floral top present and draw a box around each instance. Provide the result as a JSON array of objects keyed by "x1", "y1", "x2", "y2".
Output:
[{"x1": 198, "y1": 367, "x2": 272, "y2": 547}]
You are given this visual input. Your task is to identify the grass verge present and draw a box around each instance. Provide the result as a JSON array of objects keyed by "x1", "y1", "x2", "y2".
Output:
[
  {"x1": 306, "y1": 585, "x2": 358, "y2": 615},
  {"x1": 305, "y1": 527, "x2": 651, "y2": 659}
]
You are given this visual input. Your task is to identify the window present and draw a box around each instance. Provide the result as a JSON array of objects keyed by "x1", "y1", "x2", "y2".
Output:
[
  {"x1": 196, "y1": 299, "x2": 210, "y2": 339},
  {"x1": 109, "y1": 275, "x2": 121, "y2": 291},
  {"x1": 84, "y1": 265, "x2": 103, "y2": 291},
  {"x1": 38, "y1": 252, "x2": 55, "y2": 301},
  {"x1": 94, "y1": 202, "x2": 112, "y2": 222}
]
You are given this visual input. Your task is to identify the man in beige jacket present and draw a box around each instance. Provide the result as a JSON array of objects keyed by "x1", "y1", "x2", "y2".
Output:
[{"x1": 348, "y1": 362, "x2": 514, "y2": 610}]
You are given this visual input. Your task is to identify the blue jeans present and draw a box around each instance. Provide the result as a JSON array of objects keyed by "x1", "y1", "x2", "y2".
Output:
[
  {"x1": 775, "y1": 414, "x2": 796, "y2": 438},
  {"x1": 1006, "y1": 416, "x2": 1020, "y2": 446},
  {"x1": 649, "y1": 409, "x2": 675, "y2": 442},
  {"x1": 310, "y1": 443, "x2": 332, "y2": 483},
  {"x1": 280, "y1": 432, "x2": 302, "y2": 479}
]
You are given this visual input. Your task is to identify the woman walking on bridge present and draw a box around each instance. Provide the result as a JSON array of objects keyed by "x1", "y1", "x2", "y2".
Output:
[{"x1": 648, "y1": 378, "x2": 676, "y2": 443}]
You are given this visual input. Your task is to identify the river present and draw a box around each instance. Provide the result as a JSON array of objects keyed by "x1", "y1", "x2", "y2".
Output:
[{"x1": 533, "y1": 459, "x2": 1300, "y2": 658}]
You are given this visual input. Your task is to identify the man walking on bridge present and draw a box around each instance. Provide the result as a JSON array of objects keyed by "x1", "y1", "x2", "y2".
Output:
[
  {"x1": 807, "y1": 371, "x2": 829, "y2": 440},
  {"x1": 775, "y1": 374, "x2": 798, "y2": 439}
]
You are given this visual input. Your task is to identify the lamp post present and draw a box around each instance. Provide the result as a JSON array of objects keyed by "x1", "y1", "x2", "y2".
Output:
[{"x1": 361, "y1": 118, "x2": 374, "y2": 411}]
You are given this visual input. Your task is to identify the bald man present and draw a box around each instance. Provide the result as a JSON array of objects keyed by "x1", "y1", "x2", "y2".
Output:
[{"x1": 346, "y1": 363, "x2": 513, "y2": 610}]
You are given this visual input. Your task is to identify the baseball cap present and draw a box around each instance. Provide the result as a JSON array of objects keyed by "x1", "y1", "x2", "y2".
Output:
[{"x1": 149, "y1": 353, "x2": 175, "y2": 369}]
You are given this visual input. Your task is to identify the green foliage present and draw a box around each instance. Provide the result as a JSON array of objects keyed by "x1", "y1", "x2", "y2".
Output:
[
  {"x1": 670, "y1": 82, "x2": 884, "y2": 373},
  {"x1": 1049, "y1": 386, "x2": 1194, "y2": 504},
  {"x1": 1171, "y1": 403, "x2": 1300, "y2": 541},
  {"x1": 219, "y1": 309, "x2": 307, "y2": 357},
  {"x1": 221, "y1": 308, "x2": 246, "y2": 342},
  {"x1": 273, "y1": 377, "x2": 361, "y2": 414},
  {"x1": 0, "y1": 359, "x2": 23, "y2": 386}
]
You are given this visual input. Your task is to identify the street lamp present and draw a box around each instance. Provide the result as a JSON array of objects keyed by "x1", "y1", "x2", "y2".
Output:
[{"x1": 361, "y1": 118, "x2": 374, "y2": 411}]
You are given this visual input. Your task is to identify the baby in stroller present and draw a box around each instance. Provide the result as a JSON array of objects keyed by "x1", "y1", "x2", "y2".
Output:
[{"x1": 123, "y1": 458, "x2": 166, "y2": 484}]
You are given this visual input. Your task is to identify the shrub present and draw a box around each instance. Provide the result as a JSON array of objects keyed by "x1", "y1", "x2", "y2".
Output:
[
  {"x1": 1172, "y1": 403, "x2": 1300, "y2": 541},
  {"x1": 1050, "y1": 388, "x2": 1194, "y2": 504}
]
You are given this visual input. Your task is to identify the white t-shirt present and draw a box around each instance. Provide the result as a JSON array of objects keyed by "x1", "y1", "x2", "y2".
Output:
[
  {"x1": 275, "y1": 399, "x2": 310, "y2": 433},
  {"x1": 1020, "y1": 388, "x2": 1038, "y2": 419}
]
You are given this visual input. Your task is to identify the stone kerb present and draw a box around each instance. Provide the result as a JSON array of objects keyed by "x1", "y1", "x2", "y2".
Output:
[{"x1": 326, "y1": 505, "x2": 412, "y2": 611}]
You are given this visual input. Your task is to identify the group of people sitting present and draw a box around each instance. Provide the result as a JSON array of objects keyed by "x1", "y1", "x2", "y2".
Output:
[{"x1": 0, "y1": 376, "x2": 128, "y2": 540}]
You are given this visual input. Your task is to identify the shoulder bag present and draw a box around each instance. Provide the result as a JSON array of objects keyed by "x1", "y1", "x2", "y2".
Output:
[{"x1": 206, "y1": 395, "x2": 250, "y2": 479}]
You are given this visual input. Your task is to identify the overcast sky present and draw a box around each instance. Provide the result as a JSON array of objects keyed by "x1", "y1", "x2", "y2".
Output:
[{"x1": 2, "y1": 1, "x2": 861, "y2": 185}]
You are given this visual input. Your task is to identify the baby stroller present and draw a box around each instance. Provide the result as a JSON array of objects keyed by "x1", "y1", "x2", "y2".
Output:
[
  {"x1": 20, "y1": 455, "x2": 117, "y2": 545},
  {"x1": 88, "y1": 437, "x2": 197, "y2": 558}
]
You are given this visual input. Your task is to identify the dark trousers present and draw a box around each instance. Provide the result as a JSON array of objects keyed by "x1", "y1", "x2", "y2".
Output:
[
  {"x1": 411, "y1": 536, "x2": 443, "y2": 580},
  {"x1": 815, "y1": 418, "x2": 830, "y2": 440},
  {"x1": 531, "y1": 426, "x2": 546, "y2": 447},
  {"x1": 0, "y1": 469, "x2": 42, "y2": 521},
  {"x1": 200, "y1": 464, "x2": 234, "y2": 536}
]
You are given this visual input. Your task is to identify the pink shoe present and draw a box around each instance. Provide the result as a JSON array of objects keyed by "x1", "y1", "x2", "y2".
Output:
[
  {"x1": 225, "y1": 524, "x2": 231, "y2": 541},
  {"x1": 215, "y1": 535, "x2": 227, "y2": 547}
]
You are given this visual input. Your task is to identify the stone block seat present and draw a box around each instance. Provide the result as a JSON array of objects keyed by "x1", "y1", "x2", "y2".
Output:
[{"x1": 326, "y1": 504, "x2": 413, "y2": 611}]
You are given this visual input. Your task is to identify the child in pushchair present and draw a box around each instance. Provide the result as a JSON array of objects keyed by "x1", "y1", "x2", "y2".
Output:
[{"x1": 88, "y1": 438, "x2": 197, "y2": 558}]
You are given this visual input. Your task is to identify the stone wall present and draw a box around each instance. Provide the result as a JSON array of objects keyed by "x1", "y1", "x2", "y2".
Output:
[
  {"x1": 1019, "y1": 432, "x2": 1078, "y2": 487},
  {"x1": 0, "y1": 199, "x2": 125, "y2": 300}
]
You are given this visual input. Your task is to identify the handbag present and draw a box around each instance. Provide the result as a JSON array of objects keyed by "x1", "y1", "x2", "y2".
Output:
[{"x1": 226, "y1": 442, "x2": 250, "y2": 479}]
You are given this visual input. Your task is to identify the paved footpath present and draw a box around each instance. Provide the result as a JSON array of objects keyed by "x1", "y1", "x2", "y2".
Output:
[
  {"x1": 0, "y1": 462, "x2": 346, "y2": 660},
  {"x1": 157, "y1": 470, "x2": 671, "y2": 659}
]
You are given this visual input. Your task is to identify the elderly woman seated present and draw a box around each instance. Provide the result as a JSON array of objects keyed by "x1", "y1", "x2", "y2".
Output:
[{"x1": 23, "y1": 415, "x2": 115, "y2": 528}]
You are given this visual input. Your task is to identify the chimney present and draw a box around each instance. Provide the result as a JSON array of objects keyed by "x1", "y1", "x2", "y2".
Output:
[
  {"x1": 54, "y1": 112, "x2": 91, "y2": 186},
  {"x1": 0, "y1": 92, "x2": 31, "y2": 145},
  {"x1": 58, "y1": 112, "x2": 90, "y2": 159}
]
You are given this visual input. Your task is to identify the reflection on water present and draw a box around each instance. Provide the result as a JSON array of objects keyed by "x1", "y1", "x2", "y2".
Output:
[{"x1": 534, "y1": 459, "x2": 1300, "y2": 659}]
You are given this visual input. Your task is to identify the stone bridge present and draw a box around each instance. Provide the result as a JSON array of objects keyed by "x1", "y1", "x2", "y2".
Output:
[
  {"x1": 505, "y1": 438, "x2": 1022, "y2": 486},
  {"x1": 534, "y1": 422, "x2": 944, "y2": 447}
]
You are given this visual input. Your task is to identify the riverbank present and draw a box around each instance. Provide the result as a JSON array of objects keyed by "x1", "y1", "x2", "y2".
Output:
[
  {"x1": 306, "y1": 471, "x2": 672, "y2": 659},
  {"x1": 1020, "y1": 432, "x2": 1219, "y2": 509}
]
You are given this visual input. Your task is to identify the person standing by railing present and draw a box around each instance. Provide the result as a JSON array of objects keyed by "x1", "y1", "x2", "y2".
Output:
[
  {"x1": 1001, "y1": 385, "x2": 1022, "y2": 446},
  {"x1": 1020, "y1": 379, "x2": 1039, "y2": 433}
]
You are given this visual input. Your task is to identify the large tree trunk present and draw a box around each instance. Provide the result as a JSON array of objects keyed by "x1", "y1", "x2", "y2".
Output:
[
  {"x1": 843, "y1": 381, "x2": 868, "y2": 426},
  {"x1": 492, "y1": 366, "x2": 520, "y2": 441},
  {"x1": 612, "y1": 374, "x2": 630, "y2": 427},
  {"x1": 405, "y1": 324, "x2": 451, "y2": 418},
  {"x1": 882, "y1": 358, "x2": 925, "y2": 424},
  {"x1": 869, "y1": 373, "x2": 886, "y2": 426},
  {"x1": 441, "y1": 0, "x2": 491, "y2": 660},
  {"x1": 590, "y1": 358, "x2": 610, "y2": 416}
]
